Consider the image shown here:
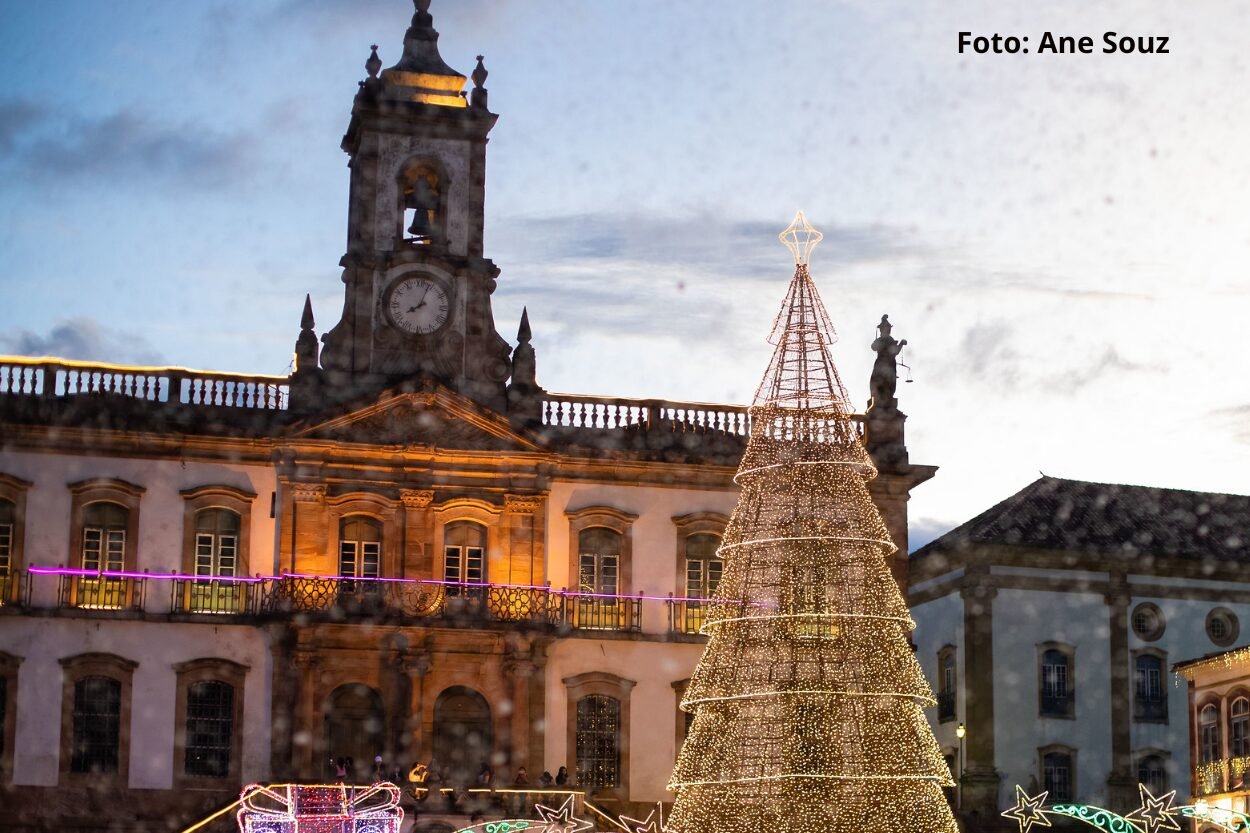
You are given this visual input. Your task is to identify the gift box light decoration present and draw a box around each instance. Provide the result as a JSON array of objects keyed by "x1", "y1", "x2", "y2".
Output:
[
  {"x1": 236, "y1": 782, "x2": 402, "y2": 833},
  {"x1": 666, "y1": 212, "x2": 958, "y2": 833}
]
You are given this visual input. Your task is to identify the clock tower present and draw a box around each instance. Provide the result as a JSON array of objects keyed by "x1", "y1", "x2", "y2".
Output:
[{"x1": 318, "y1": 0, "x2": 513, "y2": 412}]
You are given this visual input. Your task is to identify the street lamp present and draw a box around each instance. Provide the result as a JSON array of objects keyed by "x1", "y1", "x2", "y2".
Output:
[{"x1": 955, "y1": 723, "x2": 966, "y2": 810}]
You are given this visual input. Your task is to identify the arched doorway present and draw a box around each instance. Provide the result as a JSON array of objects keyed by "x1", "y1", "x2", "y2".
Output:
[
  {"x1": 325, "y1": 683, "x2": 385, "y2": 782},
  {"x1": 433, "y1": 686, "x2": 492, "y2": 786}
]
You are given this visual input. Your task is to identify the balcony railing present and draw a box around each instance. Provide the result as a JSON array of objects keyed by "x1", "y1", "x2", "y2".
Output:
[
  {"x1": 16, "y1": 568, "x2": 648, "y2": 633},
  {"x1": 668, "y1": 599, "x2": 709, "y2": 635},
  {"x1": 54, "y1": 570, "x2": 145, "y2": 611},
  {"x1": 0, "y1": 570, "x2": 21, "y2": 607},
  {"x1": 0, "y1": 356, "x2": 288, "y2": 411},
  {"x1": 541, "y1": 393, "x2": 751, "y2": 437},
  {"x1": 1195, "y1": 756, "x2": 1250, "y2": 796}
]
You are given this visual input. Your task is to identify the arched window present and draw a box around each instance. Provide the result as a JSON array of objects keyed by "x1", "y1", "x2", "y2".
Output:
[
  {"x1": 325, "y1": 684, "x2": 386, "y2": 782},
  {"x1": 1199, "y1": 703, "x2": 1221, "y2": 763},
  {"x1": 1138, "y1": 754, "x2": 1167, "y2": 794},
  {"x1": 1042, "y1": 749, "x2": 1074, "y2": 802},
  {"x1": 185, "y1": 681, "x2": 234, "y2": 777},
  {"x1": 1134, "y1": 654, "x2": 1166, "y2": 721},
  {"x1": 684, "y1": 533, "x2": 722, "y2": 599},
  {"x1": 576, "y1": 694, "x2": 621, "y2": 788},
  {"x1": 1039, "y1": 647, "x2": 1074, "y2": 718},
  {"x1": 1232, "y1": 697, "x2": 1249, "y2": 758},
  {"x1": 444, "y1": 521, "x2": 486, "y2": 590},
  {"x1": 398, "y1": 159, "x2": 447, "y2": 247},
  {"x1": 194, "y1": 509, "x2": 240, "y2": 578},
  {"x1": 82, "y1": 502, "x2": 128, "y2": 573},
  {"x1": 578, "y1": 528, "x2": 621, "y2": 596},
  {"x1": 71, "y1": 676, "x2": 121, "y2": 774},
  {"x1": 339, "y1": 516, "x2": 382, "y2": 589},
  {"x1": 433, "y1": 686, "x2": 493, "y2": 785}
]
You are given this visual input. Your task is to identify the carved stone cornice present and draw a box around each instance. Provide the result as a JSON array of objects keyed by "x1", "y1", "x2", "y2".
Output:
[
  {"x1": 402, "y1": 653, "x2": 432, "y2": 679},
  {"x1": 290, "y1": 483, "x2": 328, "y2": 504},
  {"x1": 400, "y1": 489, "x2": 435, "y2": 509},
  {"x1": 504, "y1": 493, "x2": 544, "y2": 513},
  {"x1": 505, "y1": 659, "x2": 538, "y2": 681}
]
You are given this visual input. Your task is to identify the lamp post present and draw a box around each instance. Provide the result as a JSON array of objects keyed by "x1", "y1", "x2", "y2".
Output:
[{"x1": 955, "y1": 722, "x2": 966, "y2": 810}]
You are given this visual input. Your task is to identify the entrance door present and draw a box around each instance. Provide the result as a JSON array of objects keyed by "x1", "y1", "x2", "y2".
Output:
[
  {"x1": 432, "y1": 686, "x2": 492, "y2": 786},
  {"x1": 324, "y1": 683, "x2": 385, "y2": 781}
]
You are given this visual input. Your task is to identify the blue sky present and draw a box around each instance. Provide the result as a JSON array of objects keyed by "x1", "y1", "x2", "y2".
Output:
[{"x1": 2, "y1": 1, "x2": 1248, "y2": 546}]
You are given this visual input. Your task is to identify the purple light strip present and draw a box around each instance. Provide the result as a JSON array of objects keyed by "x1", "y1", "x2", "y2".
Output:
[{"x1": 23, "y1": 566, "x2": 723, "y2": 603}]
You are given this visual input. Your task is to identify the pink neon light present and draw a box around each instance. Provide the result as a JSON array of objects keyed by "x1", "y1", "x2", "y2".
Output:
[{"x1": 24, "y1": 566, "x2": 723, "y2": 603}]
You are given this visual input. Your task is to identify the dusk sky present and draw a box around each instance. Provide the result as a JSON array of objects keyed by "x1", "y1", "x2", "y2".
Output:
[{"x1": 2, "y1": 1, "x2": 1247, "y2": 547}]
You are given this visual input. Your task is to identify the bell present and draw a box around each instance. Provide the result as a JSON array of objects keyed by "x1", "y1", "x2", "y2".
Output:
[{"x1": 408, "y1": 210, "x2": 432, "y2": 237}]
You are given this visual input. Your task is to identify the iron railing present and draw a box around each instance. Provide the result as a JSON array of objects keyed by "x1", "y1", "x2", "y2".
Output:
[
  {"x1": 15, "y1": 569, "x2": 648, "y2": 633},
  {"x1": 668, "y1": 599, "x2": 708, "y2": 635}
]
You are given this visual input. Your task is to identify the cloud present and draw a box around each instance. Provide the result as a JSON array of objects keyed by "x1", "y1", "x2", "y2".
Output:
[
  {"x1": 494, "y1": 212, "x2": 927, "y2": 278},
  {"x1": 0, "y1": 98, "x2": 256, "y2": 190},
  {"x1": 1049, "y1": 345, "x2": 1148, "y2": 393},
  {"x1": 1208, "y1": 403, "x2": 1250, "y2": 445},
  {"x1": 0, "y1": 318, "x2": 165, "y2": 366},
  {"x1": 949, "y1": 320, "x2": 1022, "y2": 389}
]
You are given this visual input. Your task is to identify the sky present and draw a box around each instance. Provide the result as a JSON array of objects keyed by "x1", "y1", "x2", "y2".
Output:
[{"x1": 1, "y1": 1, "x2": 1248, "y2": 549}]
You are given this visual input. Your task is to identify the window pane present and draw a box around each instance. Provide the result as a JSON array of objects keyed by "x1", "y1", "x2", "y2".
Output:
[
  {"x1": 445, "y1": 546, "x2": 462, "y2": 584},
  {"x1": 465, "y1": 546, "x2": 483, "y2": 583},
  {"x1": 185, "y1": 681, "x2": 234, "y2": 777},
  {"x1": 1233, "y1": 698, "x2": 1250, "y2": 757},
  {"x1": 1043, "y1": 752, "x2": 1072, "y2": 802},
  {"x1": 360, "y1": 542, "x2": 380, "y2": 579},
  {"x1": 0, "y1": 500, "x2": 12, "y2": 572},
  {"x1": 575, "y1": 695, "x2": 621, "y2": 788},
  {"x1": 340, "y1": 541, "x2": 359, "y2": 578},
  {"x1": 71, "y1": 676, "x2": 121, "y2": 774},
  {"x1": 685, "y1": 559, "x2": 704, "y2": 598}
]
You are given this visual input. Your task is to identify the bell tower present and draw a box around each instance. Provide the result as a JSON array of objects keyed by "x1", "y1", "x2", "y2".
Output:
[{"x1": 319, "y1": 0, "x2": 512, "y2": 411}]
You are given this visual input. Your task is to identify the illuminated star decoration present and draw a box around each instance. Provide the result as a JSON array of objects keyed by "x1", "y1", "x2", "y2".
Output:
[
  {"x1": 1002, "y1": 785, "x2": 1053, "y2": 833},
  {"x1": 535, "y1": 795, "x2": 594, "y2": 833},
  {"x1": 1126, "y1": 784, "x2": 1181, "y2": 833},
  {"x1": 778, "y1": 210, "x2": 823, "y2": 266},
  {"x1": 619, "y1": 803, "x2": 668, "y2": 833}
]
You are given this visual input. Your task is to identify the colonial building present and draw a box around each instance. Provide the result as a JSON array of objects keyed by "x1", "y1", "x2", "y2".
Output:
[
  {"x1": 0, "y1": 2, "x2": 933, "y2": 830},
  {"x1": 910, "y1": 477, "x2": 1250, "y2": 825},
  {"x1": 1174, "y1": 646, "x2": 1250, "y2": 822}
]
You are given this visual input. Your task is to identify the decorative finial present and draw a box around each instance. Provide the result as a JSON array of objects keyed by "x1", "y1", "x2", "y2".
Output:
[
  {"x1": 517, "y1": 307, "x2": 532, "y2": 343},
  {"x1": 779, "y1": 210, "x2": 823, "y2": 267},
  {"x1": 365, "y1": 45, "x2": 382, "y2": 79},
  {"x1": 300, "y1": 294, "x2": 315, "y2": 330},
  {"x1": 473, "y1": 55, "x2": 488, "y2": 89}
]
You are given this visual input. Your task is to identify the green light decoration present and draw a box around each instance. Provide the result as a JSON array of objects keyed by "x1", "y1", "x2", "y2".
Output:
[
  {"x1": 1050, "y1": 804, "x2": 1142, "y2": 833},
  {"x1": 1004, "y1": 783, "x2": 1248, "y2": 833}
]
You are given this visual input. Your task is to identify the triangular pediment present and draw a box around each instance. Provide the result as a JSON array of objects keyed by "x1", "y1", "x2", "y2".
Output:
[{"x1": 288, "y1": 386, "x2": 543, "y2": 452}]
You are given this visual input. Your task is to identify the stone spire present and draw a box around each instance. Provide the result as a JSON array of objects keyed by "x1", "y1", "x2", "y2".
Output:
[
  {"x1": 507, "y1": 308, "x2": 543, "y2": 422},
  {"x1": 295, "y1": 295, "x2": 319, "y2": 373},
  {"x1": 470, "y1": 55, "x2": 489, "y2": 110},
  {"x1": 380, "y1": 0, "x2": 468, "y2": 106}
]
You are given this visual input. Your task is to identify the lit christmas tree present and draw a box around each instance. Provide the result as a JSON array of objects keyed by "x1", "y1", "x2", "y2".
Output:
[{"x1": 668, "y1": 213, "x2": 957, "y2": 833}]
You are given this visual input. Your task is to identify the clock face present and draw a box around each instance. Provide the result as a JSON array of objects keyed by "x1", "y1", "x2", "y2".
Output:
[{"x1": 387, "y1": 276, "x2": 450, "y2": 336}]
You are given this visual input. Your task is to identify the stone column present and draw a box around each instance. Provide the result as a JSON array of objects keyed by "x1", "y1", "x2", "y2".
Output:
[
  {"x1": 268, "y1": 631, "x2": 295, "y2": 780},
  {"x1": 400, "y1": 489, "x2": 435, "y2": 578},
  {"x1": 292, "y1": 649, "x2": 321, "y2": 779},
  {"x1": 505, "y1": 658, "x2": 538, "y2": 773},
  {"x1": 1105, "y1": 572, "x2": 1136, "y2": 811},
  {"x1": 290, "y1": 483, "x2": 329, "y2": 574},
  {"x1": 960, "y1": 573, "x2": 1002, "y2": 825},
  {"x1": 403, "y1": 652, "x2": 432, "y2": 764}
]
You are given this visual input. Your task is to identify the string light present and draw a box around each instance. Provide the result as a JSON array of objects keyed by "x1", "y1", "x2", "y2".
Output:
[
  {"x1": 667, "y1": 213, "x2": 957, "y2": 833},
  {"x1": 236, "y1": 782, "x2": 402, "y2": 832}
]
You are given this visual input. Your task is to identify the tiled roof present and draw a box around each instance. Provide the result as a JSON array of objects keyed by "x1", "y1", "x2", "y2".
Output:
[{"x1": 912, "y1": 476, "x2": 1250, "y2": 562}]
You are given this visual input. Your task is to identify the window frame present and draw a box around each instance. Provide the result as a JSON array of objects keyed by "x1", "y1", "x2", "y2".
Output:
[
  {"x1": 442, "y1": 520, "x2": 488, "y2": 586},
  {"x1": 563, "y1": 671, "x2": 635, "y2": 798},
  {"x1": 566, "y1": 506, "x2": 637, "y2": 596},
  {"x1": 1039, "y1": 744, "x2": 1076, "y2": 803},
  {"x1": 1037, "y1": 642, "x2": 1076, "y2": 719},
  {"x1": 937, "y1": 644, "x2": 958, "y2": 723},
  {"x1": 1136, "y1": 750, "x2": 1170, "y2": 795},
  {"x1": 1206, "y1": 608, "x2": 1241, "y2": 648},
  {"x1": 0, "y1": 474, "x2": 32, "y2": 601},
  {"x1": 173, "y1": 657, "x2": 248, "y2": 789},
  {"x1": 59, "y1": 652, "x2": 137, "y2": 785},
  {"x1": 1130, "y1": 602, "x2": 1166, "y2": 642},
  {"x1": 672, "y1": 512, "x2": 729, "y2": 598},
  {"x1": 1199, "y1": 701, "x2": 1221, "y2": 764},
  {"x1": 1132, "y1": 649, "x2": 1168, "y2": 723},
  {"x1": 180, "y1": 485, "x2": 255, "y2": 578},
  {"x1": 1230, "y1": 694, "x2": 1249, "y2": 758},
  {"x1": 68, "y1": 479, "x2": 144, "y2": 574}
]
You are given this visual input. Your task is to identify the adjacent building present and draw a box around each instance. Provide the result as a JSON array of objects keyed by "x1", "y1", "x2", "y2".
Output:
[
  {"x1": 1174, "y1": 646, "x2": 1250, "y2": 821},
  {"x1": 910, "y1": 477, "x2": 1250, "y2": 825},
  {"x1": 0, "y1": 2, "x2": 932, "y2": 830}
]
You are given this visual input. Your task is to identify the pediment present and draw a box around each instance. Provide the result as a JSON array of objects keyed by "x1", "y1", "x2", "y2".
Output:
[{"x1": 288, "y1": 387, "x2": 542, "y2": 453}]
